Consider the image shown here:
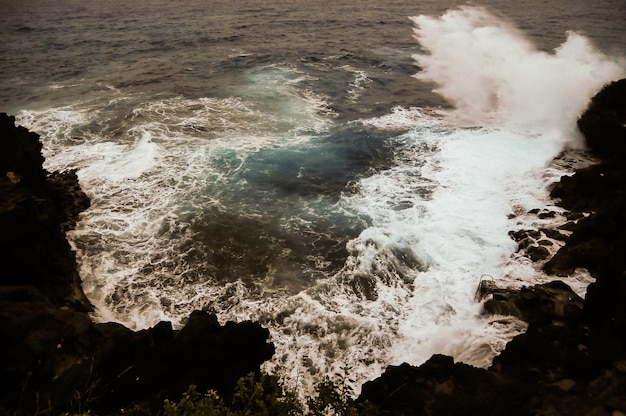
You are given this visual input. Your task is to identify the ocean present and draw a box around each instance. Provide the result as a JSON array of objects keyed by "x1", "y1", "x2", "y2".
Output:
[{"x1": 2, "y1": 0, "x2": 625, "y2": 395}]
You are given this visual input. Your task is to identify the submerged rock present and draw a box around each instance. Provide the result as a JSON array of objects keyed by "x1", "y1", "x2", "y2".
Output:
[{"x1": 482, "y1": 280, "x2": 584, "y2": 324}]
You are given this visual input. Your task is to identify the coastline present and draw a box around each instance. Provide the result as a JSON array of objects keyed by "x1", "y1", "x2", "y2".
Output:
[
  {"x1": 1, "y1": 78, "x2": 624, "y2": 415},
  {"x1": 357, "y1": 78, "x2": 626, "y2": 415}
]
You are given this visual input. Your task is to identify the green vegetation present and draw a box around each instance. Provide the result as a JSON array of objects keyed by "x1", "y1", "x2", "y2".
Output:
[{"x1": 163, "y1": 371, "x2": 378, "y2": 416}]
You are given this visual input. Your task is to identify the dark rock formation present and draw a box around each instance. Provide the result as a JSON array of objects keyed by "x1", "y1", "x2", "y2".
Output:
[
  {"x1": 0, "y1": 113, "x2": 274, "y2": 416},
  {"x1": 0, "y1": 113, "x2": 46, "y2": 185},
  {"x1": 482, "y1": 280, "x2": 584, "y2": 324},
  {"x1": 547, "y1": 81, "x2": 626, "y2": 351},
  {"x1": 359, "y1": 355, "x2": 531, "y2": 416},
  {"x1": 577, "y1": 78, "x2": 626, "y2": 158},
  {"x1": 358, "y1": 353, "x2": 613, "y2": 416},
  {"x1": 509, "y1": 228, "x2": 561, "y2": 264},
  {"x1": 0, "y1": 114, "x2": 91, "y2": 310},
  {"x1": 358, "y1": 79, "x2": 626, "y2": 415}
]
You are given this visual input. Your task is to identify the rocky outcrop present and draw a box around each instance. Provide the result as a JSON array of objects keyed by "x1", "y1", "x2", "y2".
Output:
[
  {"x1": 358, "y1": 353, "x2": 617, "y2": 416},
  {"x1": 358, "y1": 79, "x2": 626, "y2": 415},
  {"x1": 547, "y1": 80, "x2": 626, "y2": 356},
  {"x1": 0, "y1": 114, "x2": 91, "y2": 310},
  {"x1": 480, "y1": 280, "x2": 584, "y2": 324},
  {"x1": 0, "y1": 113, "x2": 275, "y2": 416},
  {"x1": 577, "y1": 78, "x2": 626, "y2": 158}
]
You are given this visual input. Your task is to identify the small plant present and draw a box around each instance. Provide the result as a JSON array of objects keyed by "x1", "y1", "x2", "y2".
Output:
[
  {"x1": 163, "y1": 373, "x2": 302, "y2": 416},
  {"x1": 163, "y1": 369, "x2": 379, "y2": 416},
  {"x1": 307, "y1": 365, "x2": 360, "y2": 416},
  {"x1": 230, "y1": 372, "x2": 302, "y2": 416},
  {"x1": 163, "y1": 386, "x2": 228, "y2": 416}
]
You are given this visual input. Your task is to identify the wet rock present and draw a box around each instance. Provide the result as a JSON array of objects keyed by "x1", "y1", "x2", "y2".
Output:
[
  {"x1": 541, "y1": 228, "x2": 569, "y2": 241},
  {"x1": 550, "y1": 162, "x2": 626, "y2": 215},
  {"x1": 577, "y1": 78, "x2": 626, "y2": 158},
  {"x1": 483, "y1": 280, "x2": 584, "y2": 324},
  {"x1": 509, "y1": 229, "x2": 541, "y2": 242},
  {"x1": 538, "y1": 211, "x2": 557, "y2": 219},
  {"x1": 527, "y1": 245, "x2": 550, "y2": 261},
  {"x1": 565, "y1": 211, "x2": 585, "y2": 221}
]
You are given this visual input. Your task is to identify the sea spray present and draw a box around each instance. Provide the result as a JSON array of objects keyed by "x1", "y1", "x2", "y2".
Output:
[
  {"x1": 372, "y1": 6, "x2": 625, "y2": 368},
  {"x1": 411, "y1": 6, "x2": 625, "y2": 138}
]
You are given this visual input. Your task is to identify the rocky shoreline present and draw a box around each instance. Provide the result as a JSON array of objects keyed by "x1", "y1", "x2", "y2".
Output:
[
  {"x1": 1, "y1": 78, "x2": 624, "y2": 415},
  {"x1": 357, "y1": 78, "x2": 626, "y2": 415}
]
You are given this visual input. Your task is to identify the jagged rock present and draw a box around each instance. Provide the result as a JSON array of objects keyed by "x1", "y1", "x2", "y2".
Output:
[
  {"x1": 358, "y1": 355, "x2": 530, "y2": 416},
  {"x1": 491, "y1": 319, "x2": 606, "y2": 383},
  {"x1": 541, "y1": 228, "x2": 568, "y2": 241},
  {"x1": 0, "y1": 113, "x2": 91, "y2": 310},
  {"x1": 547, "y1": 177, "x2": 626, "y2": 331},
  {"x1": 564, "y1": 211, "x2": 585, "y2": 221},
  {"x1": 577, "y1": 78, "x2": 626, "y2": 158},
  {"x1": 357, "y1": 353, "x2": 604, "y2": 416},
  {"x1": 84, "y1": 312, "x2": 274, "y2": 415},
  {"x1": 482, "y1": 280, "x2": 584, "y2": 324},
  {"x1": 527, "y1": 245, "x2": 550, "y2": 261},
  {"x1": 550, "y1": 162, "x2": 626, "y2": 214},
  {"x1": 538, "y1": 211, "x2": 557, "y2": 219},
  {"x1": 509, "y1": 229, "x2": 542, "y2": 242},
  {"x1": 0, "y1": 113, "x2": 45, "y2": 185},
  {"x1": 546, "y1": 84, "x2": 626, "y2": 363}
]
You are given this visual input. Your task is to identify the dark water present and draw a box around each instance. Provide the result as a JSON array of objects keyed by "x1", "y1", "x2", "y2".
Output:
[
  {"x1": 2, "y1": 0, "x2": 625, "y2": 115},
  {"x1": 1, "y1": 0, "x2": 625, "y2": 393}
]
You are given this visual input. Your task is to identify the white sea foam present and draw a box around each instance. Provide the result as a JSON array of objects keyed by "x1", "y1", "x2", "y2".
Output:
[
  {"x1": 337, "y1": 65, "x2": 373, "y2": 103},
  {"x1": 411, "y1": 6, "x2": 625, "y2": 139},
  {"x1": 16, "y1": 71, "x2": 335, "y2": 332}
]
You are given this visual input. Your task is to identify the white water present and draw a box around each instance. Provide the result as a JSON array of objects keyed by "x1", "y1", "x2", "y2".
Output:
[
  {"x1": 411, "y1": 6, "x2": 624, "y2": 137},
  {"x1": 16, "y1": 6, "x2": 625, "y2": 396}
]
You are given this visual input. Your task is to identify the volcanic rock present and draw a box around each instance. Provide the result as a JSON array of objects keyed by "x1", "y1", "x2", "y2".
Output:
[
  {"x1": 577, "y1": 78, "x2": 626, "y2": 158},
  {"x1": 482, "y1": 280, "x2": 584, "y2": 324}
]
